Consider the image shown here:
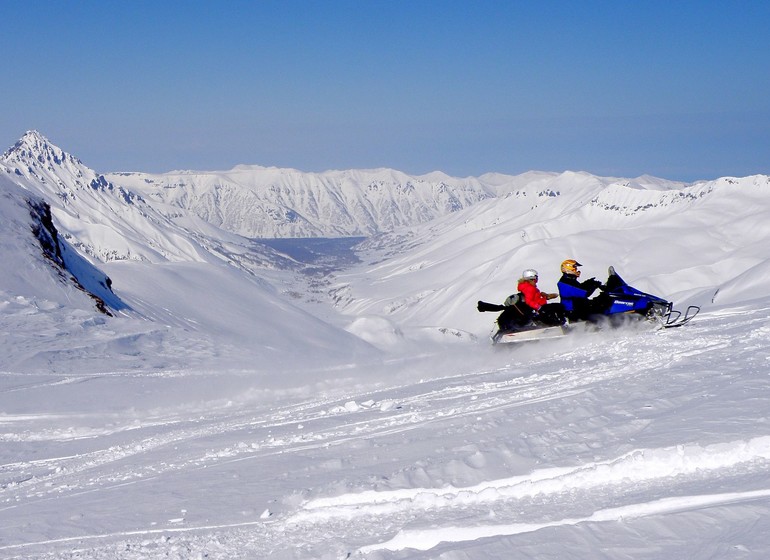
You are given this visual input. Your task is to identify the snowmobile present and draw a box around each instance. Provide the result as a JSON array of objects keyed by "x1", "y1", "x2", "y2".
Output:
[{"x1": 478, "y1": 267, "x2": 700, "y2": 345}]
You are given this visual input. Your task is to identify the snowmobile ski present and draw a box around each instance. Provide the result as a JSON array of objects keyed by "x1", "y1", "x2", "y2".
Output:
[
  {"x1": 492, "y1": 324, "x2": 567, "y2": 345},
  {"x1": 661, "y1": 305, "x2": 700, "y2": 328}
]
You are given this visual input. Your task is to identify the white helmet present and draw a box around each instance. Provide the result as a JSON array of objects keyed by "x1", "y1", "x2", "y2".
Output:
[{"x1": 521, "y1": 268, "x2": 538, "y2": 280}]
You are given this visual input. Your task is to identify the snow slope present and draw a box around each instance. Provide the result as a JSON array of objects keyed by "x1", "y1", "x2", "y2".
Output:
[
  {"x1": 333, "y1": 173, "x2": 770, "y2": 343},
  {"x1": 0, "y1": 173, "x2": 120, "y2": 315},
  {"x1": 1, "y1": 131, "x2": 770, "y2": 558},
  {"x1": 2, "y1": 301, "x2": 770, "y2": 559}
]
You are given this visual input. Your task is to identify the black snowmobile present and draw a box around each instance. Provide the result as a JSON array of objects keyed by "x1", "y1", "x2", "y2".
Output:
[{"x1": 478, "y1": 267, "x2": 700, "y2": 345}]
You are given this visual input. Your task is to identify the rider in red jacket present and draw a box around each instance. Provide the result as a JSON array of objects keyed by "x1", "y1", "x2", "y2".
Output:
[
  {"x1": 517, "y1": 268, "x2": 557, "y2": 310},
  {"x1": 517, "y1": 268, "x2": 565, "y2": 325}
]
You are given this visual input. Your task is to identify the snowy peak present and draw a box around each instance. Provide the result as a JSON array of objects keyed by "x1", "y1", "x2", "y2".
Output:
[
  {"x1": 0, "y1": 130, "x2": 137, "y2": 206},
  {"x1": 3, "y1": 130, "x2": 82, "y2": 176},
  {"x1": 1, "y1": 133, "x2": 212, "y2": 264},
  {"x1": 6, "y1": 129, "x2": 74, "y2": 161}
]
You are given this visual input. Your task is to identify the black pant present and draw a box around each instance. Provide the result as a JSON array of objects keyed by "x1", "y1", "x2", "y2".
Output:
[
  {"x1": 536, "y1": 303, "x2": 567, "y2": 326},
  {"x1": 497, "y1": 303, "x2": 533, "y2": 330},
  {"x1": 568, "y1": 297, "x2": 609, "y2": 321}
]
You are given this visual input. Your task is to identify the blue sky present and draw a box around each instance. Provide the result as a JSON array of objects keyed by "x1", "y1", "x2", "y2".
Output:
[{"x1": 2, "y1": 0, "x2": 768, "y2": 181}]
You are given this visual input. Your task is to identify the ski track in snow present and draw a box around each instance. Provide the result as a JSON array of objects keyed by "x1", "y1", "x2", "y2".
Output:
[
  {"x1": 0, "y1": 337, "x2": 637, "y2": 510},
  {"x1": 2, "y1": 308, "x2": 770, "y2": 558},
  {"x1": 357, "y1": 488, "x2": 770, "y2": 553}
]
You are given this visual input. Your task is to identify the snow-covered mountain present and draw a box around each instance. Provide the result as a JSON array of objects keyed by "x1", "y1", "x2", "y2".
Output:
[
  {"x1": 2, "y1": 131, "x2": 214, "y2": 264},
  {"x1": 0, "y1": 132, "x2": 379, "y2": 371},
  {"x1": 3, "y1": 130, "x2": 770, "y2": 559},
  {"x1": 334, "y1": 172, "x2": 770, "y2": 344},
  {"x1": 108, "y1": 165, "x2": 691, "y2": 240},
  {"x1": 108, "y1": 165, "x2": 498, "y2": 238},
  {"x1": 2, "y1": 132, "x2": 366, "y2": 289}
]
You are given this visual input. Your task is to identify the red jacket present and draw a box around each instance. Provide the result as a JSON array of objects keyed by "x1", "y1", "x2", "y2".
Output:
[{"x1": 518, "y1": 280, "x2": 548, "y2": 310}]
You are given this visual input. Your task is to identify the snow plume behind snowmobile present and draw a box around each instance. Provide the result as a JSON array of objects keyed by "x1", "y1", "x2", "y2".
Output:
[{"x1": 478, "y1": 266, "x2": 700, "y2": 345}]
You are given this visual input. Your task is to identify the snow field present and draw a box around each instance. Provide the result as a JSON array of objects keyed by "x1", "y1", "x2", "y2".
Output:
[{"x1": 2, "y1": 301, "x2": 770, "y2": 558}]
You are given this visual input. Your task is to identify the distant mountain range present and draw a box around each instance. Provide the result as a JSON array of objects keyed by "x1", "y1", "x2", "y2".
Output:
[
  {"x1": 2, "y1": 130, "x2": 769, "y2": 335},
  {"x1": 1, "y1": 130, "x2": 697, "y2": 263},
  {"x1": 108, "y1": 166, "x2": 499, "y2": 239}
]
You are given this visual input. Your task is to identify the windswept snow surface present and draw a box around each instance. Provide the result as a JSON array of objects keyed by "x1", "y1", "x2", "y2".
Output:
[{"x1": 2, "y1": 301, "x2": 770, "y2": 559}]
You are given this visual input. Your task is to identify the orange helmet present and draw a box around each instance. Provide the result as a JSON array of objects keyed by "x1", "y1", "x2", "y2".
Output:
[{"x1": 561, "y1": 259, "x2": 582, "y2": 275}]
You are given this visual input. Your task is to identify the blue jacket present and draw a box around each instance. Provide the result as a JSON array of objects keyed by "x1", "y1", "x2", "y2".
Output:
[{"x1": 557, "y1": 273, "x2": 599, "y2": 311}]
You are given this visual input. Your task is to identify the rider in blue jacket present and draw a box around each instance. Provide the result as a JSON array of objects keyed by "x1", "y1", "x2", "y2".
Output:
[{"x1": 557, "y1": 259, "x2": 608, "y2": 321}]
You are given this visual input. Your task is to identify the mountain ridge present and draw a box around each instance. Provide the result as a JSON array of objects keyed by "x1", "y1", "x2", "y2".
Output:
[
  {"x1": 3, "y1": 131, "x2": 713, "y2": 245},
  {"x1": 107, "y1": 166, "x2": 498, "y2": 238},
  {"x1": 2, "y1": 129, "x2": 770, "y2": 371}
]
